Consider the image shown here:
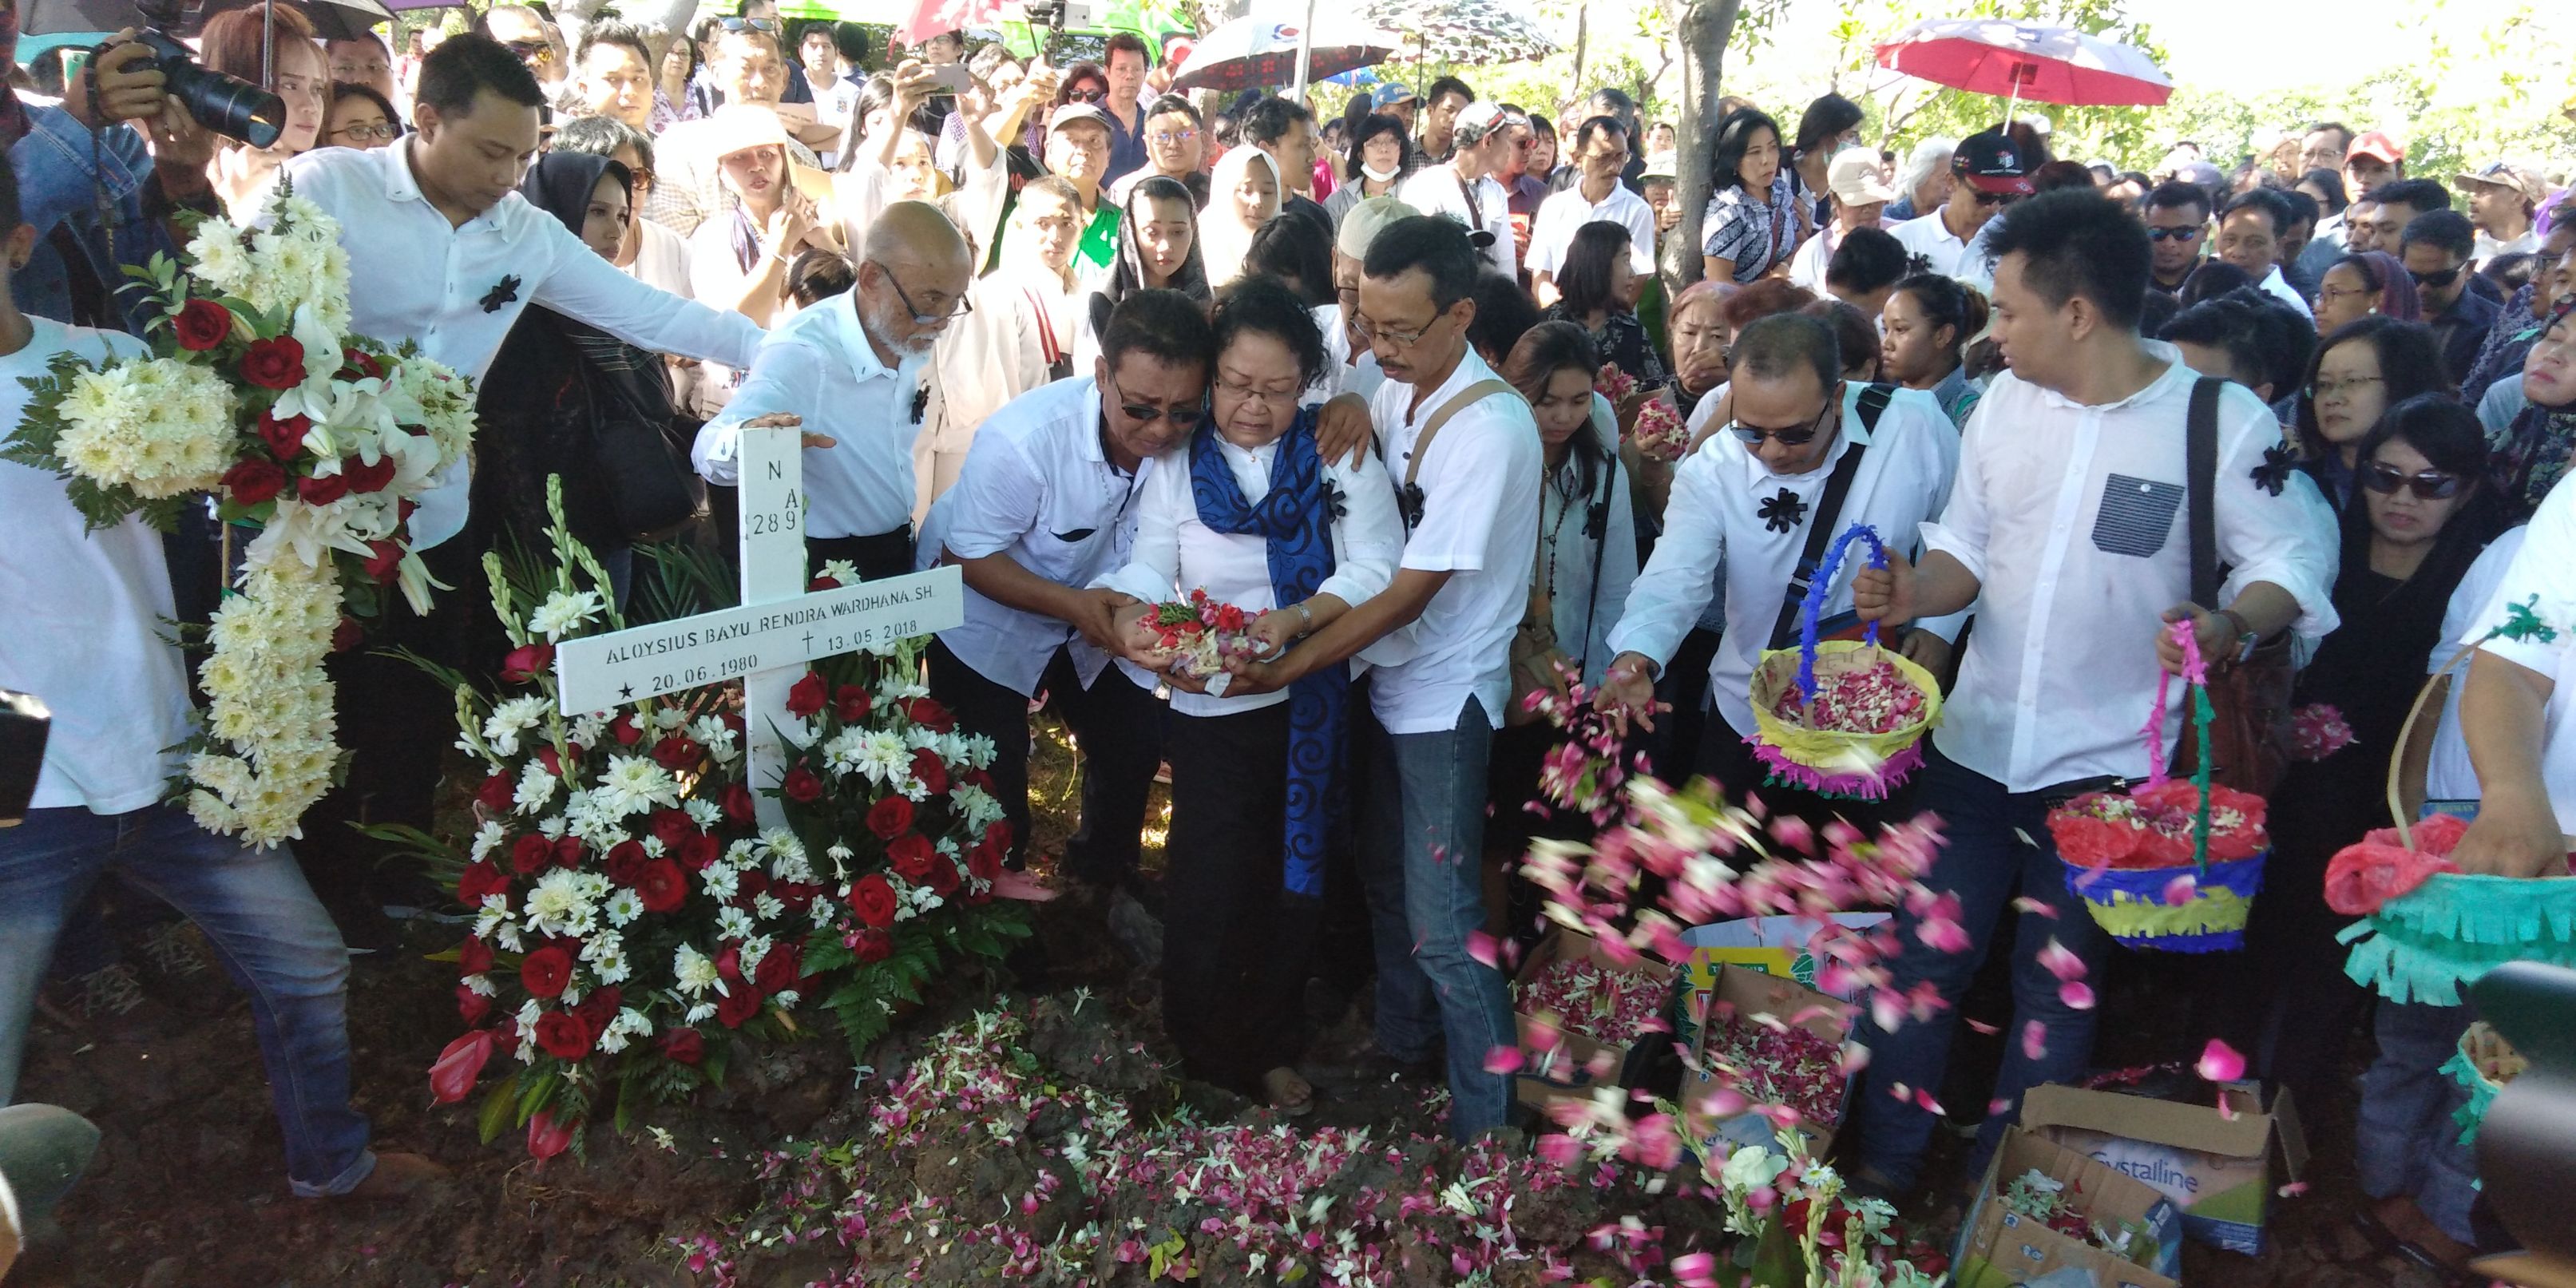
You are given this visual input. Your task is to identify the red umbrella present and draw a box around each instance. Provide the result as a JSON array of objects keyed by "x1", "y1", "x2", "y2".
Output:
[{"x1": 1873, "y1": 18, "x2": 2172, "y2": 109}]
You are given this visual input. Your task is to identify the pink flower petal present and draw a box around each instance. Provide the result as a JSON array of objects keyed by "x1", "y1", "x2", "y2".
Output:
[
  {"x1": 1965, "y1": 1017, "x2": 2001, "y2": 1036},
  {"x1": 1671, "y1": 1250, "x2": 1719, "y2": 1288},
  {"x1": 2012, "y1": 896, "x2": 2062, "y2": 919},
  {"x1": 1483, "y1": 1044, "x2": 1524, "y2": 1075},
  {"x1": 2162, "y1": 874, "x2": 2199, "y2": 906},
  {"x1": 2036, "y1": 937, "x2": 2087, "y2": 981},
  {"x1": 1466, "y1": 930, "x2": 1500, "y2": 969},
  {"x1": 2059, "y1": 980, "x2": 2096, "y2": 1010},
  {"x1": 2196, "y1": 1037, "x2": 2247, "y2": 1084},
  {"x1": 2023, "y1": 1020, "x2": 2049, "y2": 1060},
  {"x1": 1990, "y1": 1096, "x2": 2015, "y2": 1116}
]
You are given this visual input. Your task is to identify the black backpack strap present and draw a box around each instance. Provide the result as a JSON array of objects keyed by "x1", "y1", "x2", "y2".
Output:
[
  {"x1": 1855, "y1": 381, "x2": 1896, "y2": 435},
  {"x1": 2186, "y1": 377, "x2": 2222, "y2": 609},
  {"x1": 1766, "y1": 438, "x2": 1870, "y2": 652}
]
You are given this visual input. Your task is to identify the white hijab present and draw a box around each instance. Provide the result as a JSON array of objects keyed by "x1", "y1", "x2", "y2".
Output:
[{"x1": 1201, "y1": 146, "x2": 1282, "y2": 289}]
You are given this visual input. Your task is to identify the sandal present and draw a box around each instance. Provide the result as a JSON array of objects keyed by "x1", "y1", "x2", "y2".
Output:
[{"x1": 1261, "y1": 1067, "x2": 1315, "y2": 1117}]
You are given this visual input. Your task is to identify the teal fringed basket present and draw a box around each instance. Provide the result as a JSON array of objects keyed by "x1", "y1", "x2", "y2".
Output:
[{"x1": 2342, "y1": 874, "x2": 2576, "y2": 1005}]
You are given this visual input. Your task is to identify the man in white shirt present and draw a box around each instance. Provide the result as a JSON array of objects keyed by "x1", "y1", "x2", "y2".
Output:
[
  {"x1": 2456, "y1": 162, "x2": 2546, "y2": 265},
  {"x1": 695, "y1": 201, "x2": 972, "y2": 580},
  {"x1": 1786, "y1": 149, "x2": 1895, "y2": 294},
  {"x1": 915, "y1": 176, "x2": 1088, "y2": 518},
  {"x1": 1849, "y1": 189, "x2": 2340, "y2": 1195},
  {"x1": 568, "y1": 21, "x2": 655, "y2": 133},
  {"x1": 917, "y1": 290, "x2": 1210, "y2": 886},
  {"x1": 0, "y1": 165, "x2": 439, "y2": 1202},
  {"x1": 1595, "y1": 313, "x2": 1959, "y2": 819},
  {"x1": 1314, "y1": 198, "x2": 1413, "y2": 406},
  {"x1": 1888, "y1": 129, "x2": 2029, "y2": 283},
  {"x1": 1527, "y1": 116, "x2": 1653, "y2": 307},
  {"x1": 2215, "y1": 188, "x2": 2315, "y2": 320},
  {"x1": 1398, "y1": 101, "x2": 1522, "y2": 279},
  {"x1": 1224, "y1": 216, "x2": 1542, "y2": 1140},
  {"x1": 2452, "y1": 478, "x2": 2576, "y2": 877},
  {"x1": 251, "y1": 36, "x2": 765, "y2": 899}
]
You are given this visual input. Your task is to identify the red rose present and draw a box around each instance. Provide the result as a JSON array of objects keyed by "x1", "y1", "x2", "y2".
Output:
[
  {"x1": 459, "y1": 936, "x2": 495, "y2": 976},
  {"x1": 783, "y1": 765, "x2": 823, "y2": 803},
  {"x1": 258, "y1": 410, "x2": 311, "y2": 459},
  {"x1": 339, "y1": 346, "x2": 384, "y2": 380},
  {"x1": 866, "y1": 795, "x2": 914, "y2": 840},
  {"x1": 735, "y1": 870, "x2": 770, "y2": 902},
  {"x1": 535, "y1": 744, "x2": 566, "y2": 777},
  {"x1": 220, "y1": 457, "x2": 285, "y2": 505},
  {"x1": 807, "y1": 573, "x2": 841, "y2": 591},
  {"x1": 457, "y1": 859, "x2": 509, "y2": 906},
  {"x1": 752, "y1": 942, "x2": 802, "y2": 997},
  {"x1": 923, "y1": 854, "x2": 961, "y2": 897},
  {"x1": 712, "y1": 941, "x2": 743, "y2": 984},
  {"x1": 509, "y1": 833, "x2": 553, "y2": 876},
  {"x1": 966, "y1": 769, "x2": 996, "y2": 792},
  {"x1": 501, "y1": 643, "x2": 554, "y2": 684},
  {"x1": 331, "y1": 616, "x2": 365, "y2": 653},
  {"x1": 658, "y1": 1028, "x2": 706, "y2": 1064},
  {"x1": 785, "y1": 672, "x2": 826, "y2": 717},
  {"x1": 240, "y1": 335, "x2": 306, "y2": 389},
  {"x1": 526, "y1": 1109, "x2": 573, "y2": 1161},
  {"x1": 293, "y1": 469, "x2": 349, "y2": 505},
  {"x1": 968, "y1": 840, "x2": 1001, "y2": 882},
  {"x1": 171, "y1": 297, "x2": 232, "y2": 351},
  {"x1": 905, "y1": 696, "x2": 955, "y2": 733},
  {"x1": 652, "y1": 735, "x2": 703, "y2": 772},
  {"x1": 771, "y1": 880, "x2": 818, "y2": 910},
  {"x1": 984, "y1": 820, "x2": 1013, "y2": 853},
  {"x1": 604, "y1": 839, "x2": 648, "y2": 886},
  {"x1": 850, "y1": 874, "x2": 898, "y2": 928},
  {"x1": 521, "y1": 945, "x2": 573, "y2": 998},
  {"x1": 456, "y1": 985, "x2": 491, "y2": 1027},
  {"x1": 361, "y1": 539, "x2": 402, "y2": 585},
  {"x1": 572, "y1": 986, "x2": 623, "y2": 1040},
  {"x1": 721, "y1": 783, "x2": 755, "y2": 823},
  {"x1": 678, "y1": 833, "x2": 719, "y2": 870},
  {"x1": 886, "y1": 833, "x2": 936, "y2": 881},
  {"x1": 909, "y1": 747, "x2": 949, "y2": 796},
  {"x1": 834, "y1": 684, "x2": 871, "y2": 723},
  {"x1": 476, "y1": 771, "x2": 514, "y2": 811},
  {"x1": 847, "y1": 927, "x2": 893, "y2": 962},
  {"x1": 610, "y1": 712, "x2": 644, "y2": 745},
  {"x1": 636, "y1": 858, "x2": 688, "y2": 913},
  {"x1": 534, "y1": 1009, "x2": 592, "y2": 1060},
  {"x1": 341, "y1": 453, "x2": 398, "y2": 494},
  {"x1": 715, "y1": 983, "x2": 763, "y2": 1028},
  {"x1": 1215, "y1": 604, "x2": 1246, "y2": 632},
  {"x1": 649, "y1": 809, "x2": 692, "y2": 847},
  {"x1": 551, "y1": 835, "x2": 584, "y2": 869}
]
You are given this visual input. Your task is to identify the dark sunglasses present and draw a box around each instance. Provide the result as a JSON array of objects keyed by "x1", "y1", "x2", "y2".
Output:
[
  {"x1": 1972, "y1": 190, "x2": 2026, "y2": 208},
  {"x1": 2409, "y1": 264, "x2": 2464, "y2": 288},
  {"x1": 1118, "y1": 402, "x2": 1203, "y2": 430},
  {"x1": 2146, "y1": 225, "x2": 2202, "y2": 241},
  {"x1": 1064, "y1": 87, "x2": 1108, "y2": 103},
  {"x1": 2360, "y1": 462, "x2": 2463, "y2": 499},
  {"x1": 1730, "y1": 402, "x2": 1831, "y2": 448}
]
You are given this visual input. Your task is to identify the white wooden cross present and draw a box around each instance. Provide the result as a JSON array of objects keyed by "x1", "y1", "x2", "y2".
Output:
[{"x1": 553, "y1": 424, "x2": 965, "y2": 828}]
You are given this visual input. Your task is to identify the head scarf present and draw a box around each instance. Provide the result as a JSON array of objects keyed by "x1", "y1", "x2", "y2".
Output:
[
  {"x1": 518, "y1": 150, "x2": 632, "y2": 239},
  {"x1": 2354, "y1": 250, "x2": 2421, "y2": 323},
  {"x1": 1100, "y1": 174, "x2": 1209, "y2": 307},
  {"x1": 1200, "y1": 145, "x2": 1281, "y2": 289}
]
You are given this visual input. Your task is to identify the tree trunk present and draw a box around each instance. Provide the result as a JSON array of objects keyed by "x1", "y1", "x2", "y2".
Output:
[
  {"x1": 1571, "y1": 3, "x2": 1590, "y2": 95},
  {"x1": 1663, "y1": 0, "x2": 1743, "y2": 291}
]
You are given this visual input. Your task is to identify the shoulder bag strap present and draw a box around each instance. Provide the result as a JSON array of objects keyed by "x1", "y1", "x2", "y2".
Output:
[
  {"x1": 1575, "y1": 450, "x2": 1619, "y2": 669},
  {"x1": 1397, "y1": 378, "x2": 1518, "y2": 531},
  {"x1": 1855, "y1": 381, "x2": 1896, "y2": 435},
  {"x1": 2186, "y1": 375, "x2": 2222, "y2": 609},
  {"x1": 1766, "y1": 427, "x2": 1873, "y2": 651}
]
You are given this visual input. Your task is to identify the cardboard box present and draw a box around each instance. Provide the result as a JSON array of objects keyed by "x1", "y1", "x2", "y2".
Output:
[
  {"x1": 2020, "y1": 1080, "x2": 2309, "y2": 1255},
  {"x1": 1681, "y1": 913, "x2": 1890, "y2": 1001},
  {"x1": 1509, "y1": 929, "x2": 1680, "y2": 1112},
  {"x1": 1955, "y1": 1127, "x2": 2184, "y2": 1288},
  {"x1": 1679, "y1": 965, "x2": 1854, "y2": 1163}
]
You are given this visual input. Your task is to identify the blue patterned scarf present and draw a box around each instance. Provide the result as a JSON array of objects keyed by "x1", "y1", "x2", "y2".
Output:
[{"x1": 1187, "y1": 410, "x2": 1345, "y2": 901}]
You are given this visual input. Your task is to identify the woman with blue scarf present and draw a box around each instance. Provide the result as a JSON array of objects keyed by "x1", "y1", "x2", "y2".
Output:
[{"x1": 1096, "y1": 277, "x2": 1406, "y2": 1112}]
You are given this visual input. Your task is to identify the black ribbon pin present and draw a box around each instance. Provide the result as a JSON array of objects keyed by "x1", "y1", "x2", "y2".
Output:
[{"x1": 480, "y1": 275, "x2": 522, "y2": 313}]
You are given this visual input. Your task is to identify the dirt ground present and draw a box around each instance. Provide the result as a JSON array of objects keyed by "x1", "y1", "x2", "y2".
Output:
[{"x1": 8, "y1": 723, "x2": 2459, "y2": 1287}]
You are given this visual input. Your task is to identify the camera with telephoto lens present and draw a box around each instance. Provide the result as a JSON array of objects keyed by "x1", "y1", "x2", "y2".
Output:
[{"x1": 125, "y1": 0, "x2": 287, "y2": 148}]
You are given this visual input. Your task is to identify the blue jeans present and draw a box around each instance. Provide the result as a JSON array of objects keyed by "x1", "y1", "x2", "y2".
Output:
[
  {"x1": 0, "y1": 805, "x2": 375, "y2": 1196},
  {"x1": 1853, "y1": 751, "x2": 2112, "y2": 1191},
  {"x1": 1358, "y1": 695, "x2": 1516, "y2": 1139},
  {"x1": 2356, "y1": 999, "x2": 2479, "y2": 1244}
]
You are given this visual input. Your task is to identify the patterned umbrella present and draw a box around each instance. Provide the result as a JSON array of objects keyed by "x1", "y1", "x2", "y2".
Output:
[
  {"x1": 1357, "y1": 0, "x2": 1557, "y2": 66},
  {"x1": 1171, "y1": 13, "x2": 1400, "y2": 94}
]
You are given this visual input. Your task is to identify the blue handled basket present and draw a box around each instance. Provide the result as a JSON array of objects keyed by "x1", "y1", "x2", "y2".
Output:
[{"x1": 1746, "y1": 524, "x2": 1942, "y2": 800}]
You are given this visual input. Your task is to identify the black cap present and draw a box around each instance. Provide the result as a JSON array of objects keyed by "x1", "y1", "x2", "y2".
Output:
[{"x1": 1952, "y1": 128, "x2": 2036, "y2": 196}]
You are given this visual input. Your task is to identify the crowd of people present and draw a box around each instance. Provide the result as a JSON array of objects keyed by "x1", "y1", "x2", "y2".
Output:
[{"x1": 2, "y1": 6, "x2": 2574, "y2": 1274}]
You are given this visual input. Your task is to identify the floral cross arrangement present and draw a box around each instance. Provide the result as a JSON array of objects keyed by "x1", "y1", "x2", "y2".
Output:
[
  {"x1": 4, "y1": 183, "x2": 475, "y2": 846},
  {"x1": 1999, "y1": 1169, "x2": 2163, "y2": 1270}
]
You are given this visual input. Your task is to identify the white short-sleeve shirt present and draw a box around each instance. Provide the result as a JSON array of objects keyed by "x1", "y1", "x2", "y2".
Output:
[
  {"x1": 2466, "y1": 487, "x2": 2576, "y2": 831},
  {"x1": 1526, "y1": 181, "x2": 1657, "y2": 279}
]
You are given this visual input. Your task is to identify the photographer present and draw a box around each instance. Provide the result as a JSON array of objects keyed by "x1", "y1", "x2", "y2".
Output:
[{"x1": 8, "y1": 28, "x2": 220, "y2": 335}]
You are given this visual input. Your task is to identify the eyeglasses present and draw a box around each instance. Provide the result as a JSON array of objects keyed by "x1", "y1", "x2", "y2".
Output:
[
  {"x1": 718, "y1": 16, "x2": 777, "y2": 31},
  {"x1": 2314, "y1": 283, "x2": 2372, "y2": 307},
  {"x1": 1351, "y1": 310, "x2": 1446, "y2": 348},
  {"x1": 2146, "y1": 225, "x2": 2202, "y2": 242},
  {"x1": 2360, "y1": 462, "x2": 2463, "y2": 499},
  {"x1": 2409, "y1": 264, "x2": 2465, "y2": 288},
  {"x1": 2307, "y1": 374, "x2": 2384, "y2": 402},
  {"x1": 873, "y1": 260, "x2": 973, "y2": 325},
  {"x1": 1215, "y1": 375, "x2": 1302, "y2": 411},
  {"x1": 1064, "y1": 87, "x2": 1107, "y2": 103},
  {"x1": 1730, "y1": 400, "x2": 1834, "y2": 448},
  {"x1": 1972, "y1": 191, "x2": 2025, "y2": 208},
  {"x1": 1104, "y1": 373, "x2": 1206, "y2": 430},
  {"x1": 1148, "y1": 129, "x2": 1198, "y2": 146},
  {"x1": 331, "y1": 121, "x2": 398, "y2": 142},
  {"x1": 505, "y1": 39, "x2": 554, "y2": 65}
]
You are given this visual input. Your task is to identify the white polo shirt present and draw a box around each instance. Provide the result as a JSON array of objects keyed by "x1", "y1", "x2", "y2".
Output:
[
  {"x1": 1607, "y1": 382, "x2": 1960, "y2": 735},
  {"x1": 0, "y1": 320, "x2": 194, "y2": 814},
  {"x1": 1399, "y1": 165, "x2": 1517, "y2": 279},
  {"x1": 1367, "y1": 350, "x2": 1544, "y2": 733},
  {"x1": 2254, "y1": 264, "x2": 2315, "y2": 319},
  {"x1": 918, "y1": 377, "x2": 1157, "y2": 696},
  {"x1": 2466, "y1": 489, "x2": 2576, "y2": 831},
  {"x1": 692, "y1": 288, "x2": 929, "y2": 541},
  {"x1": 1526, "y1": 180, "x2": 1657, "y2": 279},
  {"x1": 2426, "y1": 526, "x2": 2548, "y2": 801},
  {"x1": 1889, "y1": 208, "x2": 1989, "y2": 281},
  {"x1": 271, "y1": 138, "x2": 765, "y2": 552},
  {"x1": 1921, "y1": 347, "x2": 2341, "y2": 791}
]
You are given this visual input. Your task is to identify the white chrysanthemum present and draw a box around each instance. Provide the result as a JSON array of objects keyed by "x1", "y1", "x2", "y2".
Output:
[
  {"x1": 462, "y1": 973, "x2": 497, "y2": 997},
  {"x1": 494, "y1": 923, "x2": 525, "y2": 953},
  {"x1": 651, "y1": 705, "x2": 690, "y2": 731},
  {"x1": 852, "y1": 729, "x2": 910, "y2": 784},
  {"x1": 470, "y1": 819, "x2": 508, "y2": 861},
  {"x1": 526, "y1": 589, "x2": 606, "y2": 642},
  {"x1": 603, "y1": 887, "x2": 644, "y2": 928},
  {"x1": 715, "y1": 906, "x2": 756, "y2": 941},
  {"x1": 738, "y1": 936, "x2": 772, "y2": 977},
  {"x1": 521, "y1": 868, "x2": 604, "y2": 938},
  {"x1": 701, "y1": 865, "x2": 740, "y2": 902},
  {"x1": 184, "y1": 219, "x2": 252, "y2": 289},
  {"x1": 684, "y1": 797, "x2": 722, "y2": 828},
  {"x1": 514, "y1": 759, "x2": 559, "y2": 814},
  {"x1": 55, "y1": 359, "x2": 238, "y2": 498},
  {"x1": 673, "y1": 944, "x2": 720, "y2": 996},
  {"x1": 481, "y1": 696, "x2": 553, "y2": 756},
  {"x1": 753, "y1": 892, "x2": 787, "y2": 921},
  {"x1": 684, "y1": 1001, "x2": 717, "y2": 1024},
  {"x1": 595, "y1": 755, "x2": 680, "y2": 817}
]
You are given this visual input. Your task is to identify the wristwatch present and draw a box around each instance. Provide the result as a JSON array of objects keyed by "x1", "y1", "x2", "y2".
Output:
[{"x1": 2217, "y1": 608, "x2": 2259, "y2": 664}]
